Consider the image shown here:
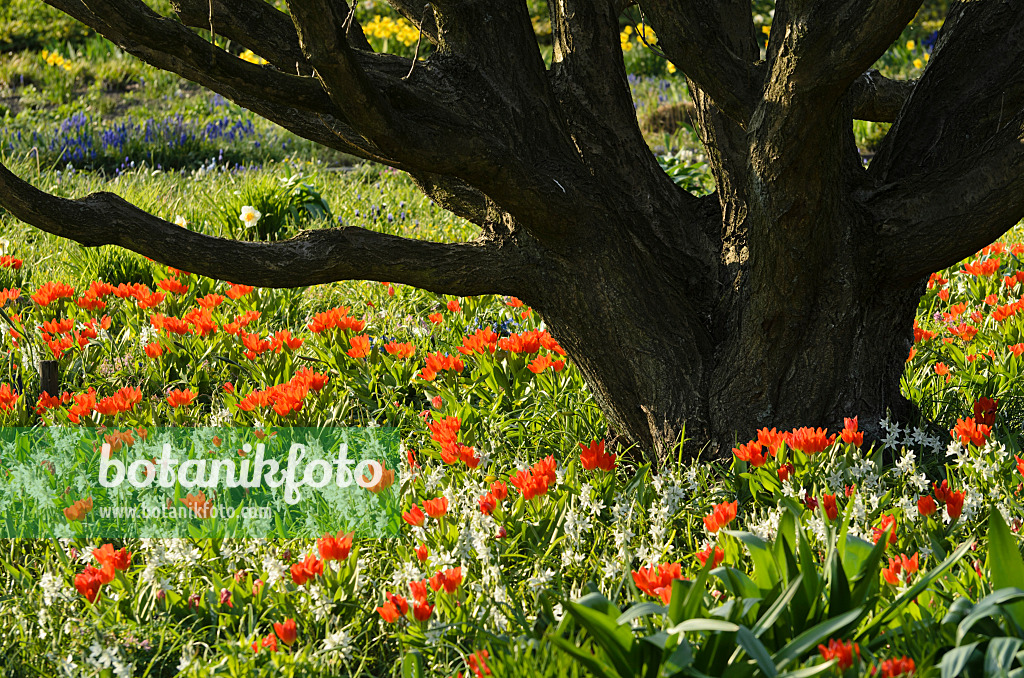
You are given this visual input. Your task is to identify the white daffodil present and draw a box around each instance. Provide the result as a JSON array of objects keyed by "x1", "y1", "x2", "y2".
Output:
[
  {"x1": 239, "y1": 206, "x2": 262, "y2": 228},
  {"x1": 173, "y1": 215, "x2": 188, "y2": 227}
]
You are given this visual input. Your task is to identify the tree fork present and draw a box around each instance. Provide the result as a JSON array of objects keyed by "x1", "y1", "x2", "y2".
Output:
[{"x1": 0, "y1": 0, "x2": 1020, "y2": 466}]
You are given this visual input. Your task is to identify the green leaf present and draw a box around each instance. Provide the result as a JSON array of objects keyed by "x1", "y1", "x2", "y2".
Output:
[
  {"x1": 667, "y1": 578, "x2": 692, "y2": 625},
  {"x1": 616, "y1": 602, "x2": 667, "y2": 626},
  {"x1": 827, "y1": 548, "x2": 852, "y2": 617},
  {"x1": 661, "y1": 638, "x2": 694, "y2": 675},
  {"x1": 752, "y1": 575, "x2": 804, "y2": 639},
  {"x1": 859, "y1": 539, "x2": 973, "y2": 641},
  {"x1": 575, "y1": 592, "x2": 620, "y2": 616},
  {"x1": 850, "y1": 533, "x2": 888, "y2": 609},
  {"x1": 986, "y1": 637, "x2": 1024, "y2": 675},
  {"x1": 771, "y1": 608, "x2": 863, "y2": 672},
  {"x1": 714, "y1": 566, "x2": 761, "y2": 600},
  {"x1": 989, "y1": 508, "x2": 1024, "y2": 629},
  {"x1": 736, "y1": 626, "x2": 778, "y2": 678},
  {"x1": 401, "y1": 651, "x2": 424, "y2": 678},
  {"x1": 777, "y1": 663, "x2": 837, "y2": 678},
  {"x1": 564, "y1": 601, "x2": 635, "y2": 678},
  {"x1": 841, "y1": 534, "x2": 875, "y2": 580},
  {"x1": 957, "y1": 588, "x2": 1024, "y2": 645},
  {"x1": 679, "y1": 557, "x2": 715, "y2": 623},
  {"x1": 796, "y1": 522, "x2": 821, "y2": 611},
  {"x1": 550, "y1": 637, "x2": 617, "y2": 678},
  {"x1": 667, "y1": 619, "x2": 740, "y2": 634},
  {"x1": 940, "y1": 642, "x2": 980, "y2": 678},
  {"x1": 725, "y1": 530, "x2": 782, "y2": 592}
]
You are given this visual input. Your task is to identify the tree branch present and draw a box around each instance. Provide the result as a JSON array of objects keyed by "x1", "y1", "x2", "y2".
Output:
[
  {"x1": 56, "y1": 0, "x2": 334, "y2": 112},
  {"x1": 849, "y1": 71, "x2": 916, "y2": 123},
  {"x1": 431, "y1": 0, "x2": 548, "y2": 90},
  {"x1": 766, "y1": 0, "x2": 921, "y2": 105},
  {"x1": 408, "y1": 171, "x2": 492, "y2": 226},
  {"x1": 287, "y1": 0, "x2": 400, "y2": 143},
  {"x1": 50, "y1": 0, "x2": 584, "y2": 241},
  {"x1": 638, "y1": 0, "x2": 761, "y2": 125},
  {"x1": 870, "y1": 0, "x2": 1024, "y2": 181},
  {"x1": 749, "y1": 1, "x2": 919, "y2": 217},
  {"x1": 285, "y1": 0, "x2": 527, "y2": 194},
  {"x1": 865, "y1": 0, "x2": 1024, "y2": 285},
  {"x1": 548, "y1": 0, "x2": 648, "y2": 158},
  {"x1": 48, "y1": 0, "x2": 471, "y2": 174},
  {"x1": 170, "y1": 0, "x2": 371, "y2": 73},
  {"x1": 864, "y1": 110, "x2": 1024, "y2": 286},
  {"x1": 0, "y1": 160, "x2": 524, "y2": 297},
  {"x1": 384, "y1": 0, "x2": 438, "y2": 45}
]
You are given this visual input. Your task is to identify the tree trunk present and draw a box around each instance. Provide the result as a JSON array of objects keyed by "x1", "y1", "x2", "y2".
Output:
[{"x1": 529, "y1": 175, "x2": 926, "y2": 466}]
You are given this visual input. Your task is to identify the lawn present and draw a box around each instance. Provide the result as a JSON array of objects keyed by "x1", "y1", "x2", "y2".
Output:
[{"x1": 1, "y1": 4, "x2": 1022, "y2": 677}]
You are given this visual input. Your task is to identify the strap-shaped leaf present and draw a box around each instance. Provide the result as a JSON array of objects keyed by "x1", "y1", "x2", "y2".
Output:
[
  {"x1": 564, "y1": 601, "x2": 635, "y2": 678},
  {"x1": 736, "y1": 625, "x2": 778, "y2": 677},
  {"x1": 940, "y1": 642, "x2": 980, "y2": 678},
  {"x1": 661, "y1": 639, "x2": 695, "y2": 676},
  {"x1": 850, "y1": 532, "x2": 889, "y2": 608},
  {"x1": 985, "y1": 637, "x2": 1024, "y2": 675},
  {"x1": 401, "y1": 651, "x2": 424, "y2": 678},
  {"x1": 752, "y1": 575, "x2": 805, "y2": 639},
  {"x1": 827, "y1": 547, "x2": 852, "y2": 617},
  {"x1": 771, "y1": 608, "x2": 864, "y2": 672},
  {"x1": 713, "y1": 566, "x2": 761, "y2": 600},
  {"x1": 550, "y1": 636, "x2": 618, "y2": 678},
  {"x1": 616, "y1": 602, "x2": 667, "y2": 627},
  {"x1": 989, "y1": 508, "x2": 1024, "y2": 629},
  {"x1": 796, "y1": 520, "x2": 822, "y2": 615},
  {"x1": 667, "y1": 618, "x2": 741, "y2": 634},
  {"x1": 777, "y1": 662, "x2": 837, "y2": 678},
  {"x1": 725, "y1": 530, "x2": 782, "y2": 592},
  {"x1": 957, "y1": 588, "x2": 1024, "y2": 645},
  {"x1": 858, "y1": 539, "x2": 973, "y2": 641}
]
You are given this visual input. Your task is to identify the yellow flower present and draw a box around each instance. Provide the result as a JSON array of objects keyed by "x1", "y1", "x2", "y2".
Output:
[
  {"x1": 239, "y1": 49, "x2": 267, "y2": 65},
  {"x1": 913, "y1": 58, "x2": 923, "y2": 69},
  {"x1": 667, "y1": 62, "x2": 677, "y2": 74},
  {"x1": 924, "y1": 53, "x2": 930, "y2": 62},
  {"x1": 906, "y1": 40, "x2": 915, "y2": 51},
  {"x1": 762, "y1": 25, "x2": 771, "y2": 35},
  {"x1": 635, "y1": 23, "x2": 657, "y2": 44}
]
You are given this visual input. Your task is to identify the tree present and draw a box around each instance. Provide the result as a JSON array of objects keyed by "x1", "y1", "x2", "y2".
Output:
[{"x1": 1, "y1": 0, "x2": 1022, "y2": 464}]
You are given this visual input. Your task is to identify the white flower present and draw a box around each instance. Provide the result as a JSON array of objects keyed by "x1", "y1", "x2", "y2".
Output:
[
  {"x1": 322, "y1": 629, "x2": 353, "y2": 658},
  {"x1": 173, "y1": 215, "x2": 188, "y2": 228},
  {"x1": 240, "y1": 206, "x2": 262, "y2": 228},
  {"x1": 882, "y1": 424, "x2": 901, "y2": 450},
  {"x1": 176, "y1": 646, "x2": 196, "y2": 672},
  {"x1": 525, "y1": 568, "x2": 555, "y2": 595},
  {"x1": 40, "y1": 572, "x2": 73, "y2": 606},
  {"x1": 895, "y1": 449, "x2": 917, "y2": 475},
  {"x1": 262, "y1": 554, "x2": 288, "y2": 586}
]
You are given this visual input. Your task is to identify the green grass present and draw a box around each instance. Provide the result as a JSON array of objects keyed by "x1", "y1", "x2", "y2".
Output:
[{"x1": 4, "y1": 7, "x2": 1024, "y2": 678}]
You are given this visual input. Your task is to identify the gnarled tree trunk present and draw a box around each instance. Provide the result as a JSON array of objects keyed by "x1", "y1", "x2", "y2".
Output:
[{"x1": 1, "y1": 0, "x2": 1023, "y2": 465}]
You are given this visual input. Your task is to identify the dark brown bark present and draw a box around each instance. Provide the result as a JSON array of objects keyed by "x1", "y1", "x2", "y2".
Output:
[{"x1": 3, "y1": 0, "x2": 1023, "y2": 464}]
